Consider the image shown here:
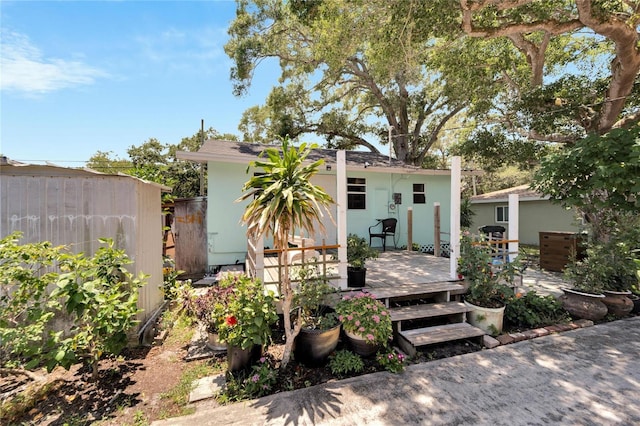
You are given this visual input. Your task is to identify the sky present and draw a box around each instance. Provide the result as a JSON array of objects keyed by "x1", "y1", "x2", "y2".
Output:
[{"x1": 1, "y1": 0, "x2": 281, "y2": 166}]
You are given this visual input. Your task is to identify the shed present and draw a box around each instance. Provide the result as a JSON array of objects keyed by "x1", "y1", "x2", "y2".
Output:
[{"x1": 0, "y1": 158, "x2": 170, "y2": 326}]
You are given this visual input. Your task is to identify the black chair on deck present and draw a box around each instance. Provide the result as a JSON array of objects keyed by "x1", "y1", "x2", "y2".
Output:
[{"x1": 369, "y1": 218, "x2": 397, "y2": 251}]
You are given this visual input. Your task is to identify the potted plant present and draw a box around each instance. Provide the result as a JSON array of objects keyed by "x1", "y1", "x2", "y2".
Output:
[
  {"x1": 561, "y1": 243, "x2": 608, "y2": 321},
  {"x1": 292, "y1": 265, "x2": 341, "y2": 366},
  {"x1": 194, "y1": 279, "x2": 236, "y2": 351},
  {"x1": 216, "y1": 274, "x2": 279, "y2": 372},
  {"x1": 347, "y1": 233, "x2": 378, "y2": 288},
  {"x1": 335, "y1": 291, "x2": 392, "y2": 356},
  {"x1": 457, "y1": 231, "x2": 515, "y2": 335},
  {"x1": 599, "y1": 238, "x2": 637, "y2": 317}
]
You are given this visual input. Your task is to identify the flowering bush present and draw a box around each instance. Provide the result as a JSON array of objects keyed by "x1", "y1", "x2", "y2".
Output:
[
  {"x1": 335, "y1": 292, "x2": 392, "y2": 345},
  {"x1": 216, "y1": 274, "x2": 278, "y2": 350},
  {"x1": 376, "y1": 349, "x2": 405, "y2": 373},
  {"x1": 241, "y1": 356, "x2": 278, "y2": 398}
]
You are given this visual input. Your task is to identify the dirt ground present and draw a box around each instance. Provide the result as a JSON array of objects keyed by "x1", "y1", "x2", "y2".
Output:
[
  {"x1": 1, "y1": 322, "x2": 482, "y2": 426},
  {"x1": 1, "y1": 337, "x2": 193, "y2": 425}
]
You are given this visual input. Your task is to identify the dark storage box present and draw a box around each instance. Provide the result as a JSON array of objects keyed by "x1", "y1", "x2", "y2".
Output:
[{"x1": 539, "y1": 231, "x2": 585, "y2": 272}]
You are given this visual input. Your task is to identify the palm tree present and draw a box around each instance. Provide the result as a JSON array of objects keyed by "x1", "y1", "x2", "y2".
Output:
[{"x1": 237, "y1": 137, "x2": 334, "y2": 367}]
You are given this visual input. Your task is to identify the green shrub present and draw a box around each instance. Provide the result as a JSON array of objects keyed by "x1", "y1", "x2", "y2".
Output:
[
  {"x1": 329, "y1": 350, "x2": 364, "y2": 377},
  {"x1": 0, "y1": 232, "x2": 146, "y2": 380},
  {"x1": 505, "y1": 291, "x2": 569, "y2": 329}
]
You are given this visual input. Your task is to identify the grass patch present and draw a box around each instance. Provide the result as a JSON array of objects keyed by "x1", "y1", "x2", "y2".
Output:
[
  {"x1": 159, "y1": 361, "x2": 217, "y2": 416},
  {"x1": 162, "y1": 307, "x2": 196, "y2": 348}
]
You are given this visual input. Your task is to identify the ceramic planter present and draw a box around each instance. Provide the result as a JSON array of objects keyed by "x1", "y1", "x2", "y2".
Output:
[
  {"x1": 294, "y1": 323, "x2": 342, "y2": 366},
  {"x1": 343, "y1": 330, "x2": 379, "y2": 357},
  {"x1": 206, "y1": 332, "x2": 227, "y2": 352},
  {"x1": 463, "y1": 300, "x2": 505, "y2": 335},
  {"x1": 602, "y1": 290, "x2": 634, "y2": 318},
  {"x1": 560, "y1": 288, "x2": 608, "y2": 321}
]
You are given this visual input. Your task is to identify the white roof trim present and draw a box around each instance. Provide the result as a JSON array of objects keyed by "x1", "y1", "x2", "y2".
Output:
[{"x1": 471, "y1": 196, "x2": 549, "y2": 204}]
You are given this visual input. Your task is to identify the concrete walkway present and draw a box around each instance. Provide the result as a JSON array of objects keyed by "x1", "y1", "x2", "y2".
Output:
[{"x1": 153, "y1": 316, "x2": 640, "y2": 426}]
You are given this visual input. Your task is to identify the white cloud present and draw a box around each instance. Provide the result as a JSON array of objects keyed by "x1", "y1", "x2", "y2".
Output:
[
  {"x1": 0, "y1": 30, "x2": 109, "y2": 94},
  {"x1": 134, "y1": 26, "x2": 228, "y2": 75}
]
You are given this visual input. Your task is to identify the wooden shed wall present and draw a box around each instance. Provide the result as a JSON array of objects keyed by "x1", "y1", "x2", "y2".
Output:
[{"x1": 0, "y1": 173, "x2": 163, "y2": 324}]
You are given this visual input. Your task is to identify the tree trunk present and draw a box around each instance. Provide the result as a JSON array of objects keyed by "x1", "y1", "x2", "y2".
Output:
[{"x1": 278, "y1": 229, "x2": 302, "y2": 368}]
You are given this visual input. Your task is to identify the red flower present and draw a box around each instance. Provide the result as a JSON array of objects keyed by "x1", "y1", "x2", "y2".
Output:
[{"x1": 225, "y1": 316, "x2": 238, "y2": 326}]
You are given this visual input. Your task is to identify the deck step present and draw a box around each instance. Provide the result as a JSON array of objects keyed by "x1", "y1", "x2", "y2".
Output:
[
  {"x1": 368, "y1": 281, "x2": 464, "y2": 304},
  {"x1": 397, "y1": 323, "x2": 486, "y2": 357},
  {"x1": 389, "y1": 302, "x2": 472, "y2": 322}
]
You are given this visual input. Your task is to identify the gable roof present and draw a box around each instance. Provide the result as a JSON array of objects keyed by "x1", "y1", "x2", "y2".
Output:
[
  {"x1": 177, "y1": 139, "x2": 481, "y2": 176},
  {"x1": 470, "y1": 184, "x2": 547, "y2": 203}
]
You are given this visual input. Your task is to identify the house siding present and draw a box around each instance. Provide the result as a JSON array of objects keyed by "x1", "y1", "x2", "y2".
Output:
[
  {"x1": 206, "y1": 160, "x2": 453, "y2": 269},
  {"x1": 471, "y1": 200, "x2": 580, "y2": 245}
]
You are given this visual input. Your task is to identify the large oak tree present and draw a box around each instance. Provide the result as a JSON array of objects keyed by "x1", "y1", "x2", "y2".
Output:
[{"x1": 225, "y1": 0, "x2": 501, "y2": 166}]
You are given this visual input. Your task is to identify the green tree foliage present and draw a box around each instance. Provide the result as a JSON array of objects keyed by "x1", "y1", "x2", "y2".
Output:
[
  {"x1": 225, "y1": 0, "x2": 501, "y2": 166},
  {"x1": 87, "y1": 128, "x2": 239, "y2": 198},
  {"x1": 458, "y1": 0, "x2": 640, "y2": 165},
  {"x1": 237, "y1": 137, "x2": 334, "y2": 367},
  {"x1": 533, "y1": 125, "x2": 640, "y2": 241}
]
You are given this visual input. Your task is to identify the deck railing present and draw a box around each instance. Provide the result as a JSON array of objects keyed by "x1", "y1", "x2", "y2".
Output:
[{"x1": 246, "y1": 236, "x2": 342, "y2": 293}]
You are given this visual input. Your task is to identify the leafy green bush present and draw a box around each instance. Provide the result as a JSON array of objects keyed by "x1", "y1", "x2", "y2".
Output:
[
  {"x1": 505, "y1": 291, "x2": 569, "y2": 329},
  {"x1": 53, "y1": 238, "x2": 146, "y2": 379},
  {"x1": 329, "y1": 350, "x2": 364, "y2": 377},
  {"x1": 0, "y1": 232, "x2": 65, "y2": 368},
  {"x1": 0, "y1": 232, "x2": 146, "y2": 379},
  {"x1": 216, "y1": 274, "x2": 278, "y2": 350}
]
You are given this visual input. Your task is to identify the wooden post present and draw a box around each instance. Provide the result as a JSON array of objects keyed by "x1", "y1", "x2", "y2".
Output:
[
  {"x1": 407, "y1": 207, "x2": 413, "y2": 251},
  {"x1": 434, "y1": 202, "x2": 441, "y2": 257}
]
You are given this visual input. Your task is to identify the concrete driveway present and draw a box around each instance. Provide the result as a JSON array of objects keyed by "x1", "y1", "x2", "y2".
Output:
[{"x1": 153, "y1": 316, "x2": 640, "y2": 425}]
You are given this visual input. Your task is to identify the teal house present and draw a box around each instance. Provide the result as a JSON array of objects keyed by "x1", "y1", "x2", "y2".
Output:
[{"x1": 178, "y1": 140, "x2": 462, "y2": 287}]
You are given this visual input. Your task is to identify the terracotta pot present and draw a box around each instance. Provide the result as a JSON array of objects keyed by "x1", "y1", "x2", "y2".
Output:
[
  {"x1": 227, "y1": 344, "x2": 262, "y2": 372},
  {"x1": 602, "y1": 290, "x2": 634, "y2": 318},
  {"x1": 560, "y1": 288, "x2": 608, "y2": 321},
  {"x1": 343, "y1": 330, "x2": 379, "y2": 357},
  {"x1": 206, "y1": 332, "x2": 227, "y2": 352},
  {"x1": 463, "y1": 300, "x2": 505, "y2": 335},
  {"x1": 294, "y1": 323, "x2": 342, "y2": 367}
]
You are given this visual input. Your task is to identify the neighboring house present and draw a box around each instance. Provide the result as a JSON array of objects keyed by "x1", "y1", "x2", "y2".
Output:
[
  {"x1": 0, "y1": 157, "x2": 169, "y2": 327},
  {"x1": 177, "y1": 140, "x2": 463, "y2": 269},
  {"x1": 469, "y1": 184, "x2": 581, "y2": 245}
]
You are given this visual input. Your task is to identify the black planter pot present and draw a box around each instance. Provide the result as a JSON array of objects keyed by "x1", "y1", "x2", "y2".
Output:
[
  {"x1": 629, "y1": 295, "x2": 640, "y2": 314},
  {"x1": 227, "y1": 344, "x2": 262, "y2": 372},
  {"x1": 294, "y1": 322, "x2": 342, "y2": 367},
  {"x1": 347, "y1": 267, "x2": 366, "y2": 288}
]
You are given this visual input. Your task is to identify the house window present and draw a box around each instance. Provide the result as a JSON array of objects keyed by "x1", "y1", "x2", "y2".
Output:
[
  {"x1": 347, "y1": 177, "x2": 366, "y2": 209},
  {"x1": 413, "y1": 183, "x2": 426, "y2": 204},
  {"x1": 495, "y1": 206, "x2": 509, "y2": 223}
]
